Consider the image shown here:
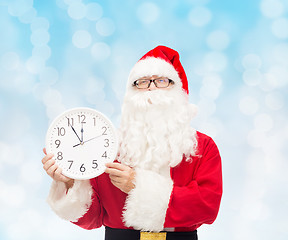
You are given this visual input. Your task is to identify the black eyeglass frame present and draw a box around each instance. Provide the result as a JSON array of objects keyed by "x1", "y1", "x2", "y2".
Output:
[{"x1": 133, "y1": 78, "x2": 174, "y2": 89}]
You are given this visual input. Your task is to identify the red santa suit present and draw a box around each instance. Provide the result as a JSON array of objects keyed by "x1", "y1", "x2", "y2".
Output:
[{"x1": 46, "y1": 46, "x2": 222, "y2": 235}]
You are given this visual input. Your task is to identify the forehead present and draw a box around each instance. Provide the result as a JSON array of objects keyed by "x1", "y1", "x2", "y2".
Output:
[{"x1": 140, "y1": 75, "x2": 162, "y2": 79}]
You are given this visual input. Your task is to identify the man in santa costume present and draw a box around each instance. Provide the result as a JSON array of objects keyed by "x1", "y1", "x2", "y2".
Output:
[{"x1": 42, "y1": 45, "x2": 223, "y2": 240}]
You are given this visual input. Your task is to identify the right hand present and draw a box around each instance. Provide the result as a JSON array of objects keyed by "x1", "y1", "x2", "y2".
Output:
[{"x1": 42, "y1": 148, "x2": 74, "y2": 189}]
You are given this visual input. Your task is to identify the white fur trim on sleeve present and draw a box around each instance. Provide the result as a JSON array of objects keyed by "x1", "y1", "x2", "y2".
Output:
[
  {"x1": 123, "y1": 169, "x2": 173, "y2": 232},
  {"x1": 46, "y1": 180, "x2": 93, "y2": 222}
]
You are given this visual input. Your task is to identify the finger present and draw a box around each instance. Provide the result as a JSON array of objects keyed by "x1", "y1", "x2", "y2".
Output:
[
  {"x1": 46, "y1": 163, "x2": 58, "y2": 178},
  {"x1": 110, "y1": 179, "x2": 121, "y2": 188},
  {"x1": 105, "y1": 162, "x2": 128, "y2": 171},
  {"x1": 109, "y1": 174, "x2": 122, "y2": 183},
  {"x1": 43, "y1": 158, "x2": 55, "y2": 171},
  {"x1": 54, "y1": 168, "x2": 65, "y2": 181},
  {"x1": 105, "y1": 167, "x2": 123, "y2": 177},
  {"x1": 42, "y1": 153, "x2": 54, "y2": 164},
  {"x1": 43, "y1": 148, "x2": 47, "y2": 155}
]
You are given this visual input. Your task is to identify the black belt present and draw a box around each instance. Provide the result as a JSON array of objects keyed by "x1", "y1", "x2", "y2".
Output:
[{"x1": 105, "y1": 227, "x2": 198, "y2": 240}]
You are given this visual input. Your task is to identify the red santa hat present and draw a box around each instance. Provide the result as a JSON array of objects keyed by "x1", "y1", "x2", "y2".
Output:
[{"x1": 128, "y1": 45, "x2": 189, "y2": 94}]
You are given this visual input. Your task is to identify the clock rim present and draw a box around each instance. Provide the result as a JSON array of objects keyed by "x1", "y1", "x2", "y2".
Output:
[{"x1": 45, "y1": 107, "x2": 119, "y2": 180}]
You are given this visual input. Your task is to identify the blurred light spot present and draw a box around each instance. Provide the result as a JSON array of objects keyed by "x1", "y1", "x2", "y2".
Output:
[
  {"x1": 271, "y1": 18, "x2": 288, "y2": 39},
  {"x1": 247, "y1": 129, "x2": 266, "y2": 148},
  {"x1": 64, "y1": 0, "x2": 82, "y2": 5},
  {"x1": 198, "y1": 118, "x2": 222, "y2": 138},
  {"x1": 260, "y1": 73, "x2": 277, "y2": 91},
  {"x1": 137, "y1": 2, "x2": 159, "y2": 24},
  {"x1": 56, "y1": 0, "x2": 68, "y2": 9},
  {"x1": 33, "y1": 83, "x2": 48, "y2": 100},
  {"x1": 72, "y1": 30, "x2": 92, "y2": 48},
  {"x1": 272, "y1": 43, "x2": 288, "y2": 65},
  {"x1": 202, "y1": 73, "x2": 223, "y2": 88},
  {"x1": 18, "y1": 7, "x2": 37, "y2": 24},
  {"x1": 1, "y1": 52, "x2": 20, "y2": 70},
  {"x1": 30, "y1": 29, "x2": 50, "y2": 46},
  {"x1": 86, "y1": 2, "x2": 103, "y2": 21},
  {"x1": 7, "y1": 0, "x2": 33, "y2": 17},
  {"x1": 198, "y1": 99, "x2": 216, "y2": 117},
  {"x1": 68, "y1": 2, "x2": 86, "y2": 20},
  {"x1": 32, "y1": 45, "x2": 51, "y2": 60},
  {"x1": 83, "y1": 77, "x2": 105, "y2": 93},
  {"x1": 239, "y1": 96, "x2": 259, "y2": 115},
  {"x1": 0, "y1": 142, "x2": 11, "y2": 165},
  {"x1": 203, "y1": 51, "x2": 227, "y2": 72},
  {"x1": 254, "y1": 113, "x2": 274, "y2": 132},
  {"x1": 86, "y1": 90, "x2": 106, "y2": 105},
  {"x1": 26, "y1": 56, "x2": 45, "y2": 74},
  {"x1": 46, "y1": 105, "x2": 67, "y2": 121},
  {"x1": 95, "y1": 100, "x2": 115, "y2": 117},
  {"x1": 260, "y1": 0, "x2": 284, "y2": 19},
  {"x1": 267, "y1": 65, "x2": 288, "y2": 87},
  {"x1": 206, "y1": 30, "x2": 230, "y2": 51},
  {"x1": 200, "y1": 84, "x2": 220, "y2": 100},
  {"x1": 91, "y1": 42, "x2": 111, "y2": 61},
  {"x1": 242, "y1": 54, "x2": 262, "y2": 69},
  {"x1": 30, "y1": 17, "x2": 50, "y2": 31},
  {"x1": 200, "y1": 74, "x2": 222, "y2": 100},
  {"x1": 39, "y1": 67, "x2": 59, "y2": 85},
  {"x1": 265, "y1": 92, "x2": 284, "y2": 110},
  {"x1": 96, "y1": 18, "x2": 115, "y2": 36},
  {"x1": 188, "y1": 6, "x2": 212, "y2": 27},
  {"x1": 14, "y1": 71, "x2": 36, "y2": 94},
  {"x1": 243, "y1": 69, "x2": 262, "y2": 86},
  {"x1": 42, "y1": 88, "x2": 63, "y2": 107}
]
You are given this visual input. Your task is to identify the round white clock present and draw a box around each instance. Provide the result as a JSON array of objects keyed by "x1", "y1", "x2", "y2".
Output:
[{"x1": 45, "y1": 107, "x2": 119, "y2": 180}]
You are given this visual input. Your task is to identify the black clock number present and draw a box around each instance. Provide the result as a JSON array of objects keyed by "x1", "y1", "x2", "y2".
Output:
[
  {"x1": 102, "y1": 126, "x2": 107, "y2": 135},
  {"x1": 68, "y1": 160, "x2": 73, "y2": 169},
  {"x1": 80, "y1": 164, "x2": 86, "y2": 172},
  {"x1": 92, "y1": 160, "x2": 98, "y2": 169},
  {"x1": 57, "y1": 127, "x2": 66, "y2": 136},
  {"x1": 102, "y1": 151, "x2": 107, "y2": 158},
  {"x1": 78, "y1": 114, "x2": 86, "y2": 124},
  {"x1": 93, "y1": 117, "x2": 96, "y2": 126},
  {"x1": 55, "y1": 139, "x2": 61, "y2": 148},
  {"x1": 104, "y1": 139, "x2": 109, "y2": 147},
  {"x1": 66, "y1": 117, "x2": 74, "y2": 127},
  {"x1": 57, "y1": 152, "x2": 63, "y2": 160}
]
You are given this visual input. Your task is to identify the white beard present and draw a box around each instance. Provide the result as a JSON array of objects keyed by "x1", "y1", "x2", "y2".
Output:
[{"x1": 118, "y1": 87, "x2": 198, "y2": 175}]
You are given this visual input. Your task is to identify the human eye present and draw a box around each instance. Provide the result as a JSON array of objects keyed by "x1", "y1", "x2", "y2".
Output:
[
  {"x1": 156, "y1": 78, "x2": 168, "y2": 84},
  {"x1": 136, "y1": 79, "x2": 150, "y2": 88}
]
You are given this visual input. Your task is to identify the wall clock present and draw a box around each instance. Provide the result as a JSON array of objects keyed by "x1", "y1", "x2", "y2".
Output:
[{"x1": 45, "y1": 108, "x2": 118, "y2": 180}]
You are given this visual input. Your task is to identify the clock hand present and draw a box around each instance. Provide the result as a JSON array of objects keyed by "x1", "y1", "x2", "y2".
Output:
[
  {"x1": 71, "y1": 125, "x2": 82, "y2": 143},
  {"x1": 73, "y1": 134, "x2": 103, "y2": 147},
  {"x1": 81, "y1": 123, "x2": 84, "y2": 143}
]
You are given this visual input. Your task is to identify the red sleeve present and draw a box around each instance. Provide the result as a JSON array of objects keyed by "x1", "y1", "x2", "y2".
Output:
[
  {"x1": 72, "y1": 178, "x2": 104, "y2": 230},
  {"x1": 164, "y1": 136, "x2": 223, "y2": 228}
]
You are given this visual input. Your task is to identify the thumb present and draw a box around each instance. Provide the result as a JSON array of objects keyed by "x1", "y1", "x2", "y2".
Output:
[{"x1": 43, "y1": 148, "x2": 47, "y2": 155}]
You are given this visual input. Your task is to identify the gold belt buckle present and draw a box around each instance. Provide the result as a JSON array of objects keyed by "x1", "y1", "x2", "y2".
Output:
[{"x1": 140, "y1": 232, "x2": 167, "y2": 240}]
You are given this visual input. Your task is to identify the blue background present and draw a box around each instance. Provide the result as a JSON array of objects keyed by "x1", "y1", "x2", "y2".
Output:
[{"x1": 0, "y1": 0, "x2": 288, "y2": 239}]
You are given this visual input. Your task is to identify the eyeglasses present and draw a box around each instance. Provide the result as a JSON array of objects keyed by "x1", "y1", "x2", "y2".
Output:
[{"x1": 133, "y1": 77, "x2": 174, "y2": 89}]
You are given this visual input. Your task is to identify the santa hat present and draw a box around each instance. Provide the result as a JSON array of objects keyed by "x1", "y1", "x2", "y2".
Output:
[{"x1": 128, "y1": 45, "x2": 189, "y2": 94}]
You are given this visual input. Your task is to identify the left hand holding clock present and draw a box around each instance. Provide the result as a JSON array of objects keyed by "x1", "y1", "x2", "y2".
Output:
[{"x1": 105, "y1": 162, "x2": 135, "y2": 194}]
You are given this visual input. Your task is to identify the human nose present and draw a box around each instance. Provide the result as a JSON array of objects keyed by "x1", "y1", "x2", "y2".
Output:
[{"x1": 148, "y1": 80, "x2": 157, "y2": 90}]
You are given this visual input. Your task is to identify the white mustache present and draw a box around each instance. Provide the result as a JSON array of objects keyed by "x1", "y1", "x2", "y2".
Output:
[{"x1": 128, "y1": 90, "x2": 175, "y2": 109}]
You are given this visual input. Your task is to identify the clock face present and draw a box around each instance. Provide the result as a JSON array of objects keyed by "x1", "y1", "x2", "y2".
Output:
[{"x1": 45, "y1": 108, "x2": 119, "y2": 180}]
